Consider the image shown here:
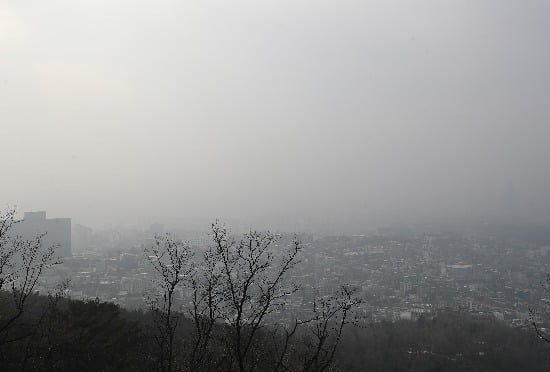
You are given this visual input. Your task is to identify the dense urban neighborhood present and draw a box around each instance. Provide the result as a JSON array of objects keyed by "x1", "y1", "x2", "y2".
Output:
[{"x1": 34, "y1": 220, "x2": 550, "y2": 333}]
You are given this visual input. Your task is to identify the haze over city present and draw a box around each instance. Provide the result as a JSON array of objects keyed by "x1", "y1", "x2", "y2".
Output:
[
  {"x1": 4, "y1": 2, "x2": 550, "y2": 371},
  {"x1": 1, "y1": 0, "x2": 549, "y2": 233}
]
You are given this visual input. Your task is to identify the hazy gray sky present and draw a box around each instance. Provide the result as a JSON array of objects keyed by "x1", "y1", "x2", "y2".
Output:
[{"x1": 1, "y1": 0, "x2": 549, "y2": 232}]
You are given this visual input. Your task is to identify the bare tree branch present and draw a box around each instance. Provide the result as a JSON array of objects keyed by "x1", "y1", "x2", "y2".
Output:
[{"x1": 145, "y1": 234, "x2": 193, "y2": 372}]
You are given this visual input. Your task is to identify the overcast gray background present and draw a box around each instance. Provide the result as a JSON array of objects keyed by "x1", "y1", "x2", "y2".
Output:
[{"x1": 1, "y1": 0, "x2": 549, "y2": 232}]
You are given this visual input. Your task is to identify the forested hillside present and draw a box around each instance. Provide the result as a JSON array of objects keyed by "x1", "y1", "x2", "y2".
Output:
[{"x1": 0, "y1": 295, "x2": 547, "y2": 371}]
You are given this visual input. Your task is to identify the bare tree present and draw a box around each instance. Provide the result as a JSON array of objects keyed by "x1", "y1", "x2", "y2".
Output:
[
  {"x1": 0, "y1": 207, "x2": 59, "y2": 348},
  {"x1": 301, "y1": 286, "x2": 363, "y2": 372},
  {"x1": 265, "y1": 286, "x2": 363, "y2": 372},
  {"x1": 187, "y1": 247, "x2": 223, "y2": 371},
  {"x1": 270, "y1": 318, "x2": 301, "y2": 372},
  {"x1": 145, "y1": 234, "x2": 193, "y2": 372},
  {"x1": 208, "y1": 221, "x2": 302, "y2": 372},
  {"x1": 145, "y1": 222, "x2": 363, "y2": 372}
]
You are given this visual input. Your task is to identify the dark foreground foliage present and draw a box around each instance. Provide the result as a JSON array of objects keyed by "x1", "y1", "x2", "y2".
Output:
[
  {"x1": 338, "y1": 311, "x2": 550, "y2": 372},
  {"x1": 0, "y1": 294, "x2": 548, "y2": 371}
]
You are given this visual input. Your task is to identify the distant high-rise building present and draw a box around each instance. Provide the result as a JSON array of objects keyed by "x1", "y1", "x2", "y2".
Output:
[{"x1": 14, "y1": 211, "x2": 71, "y2": 258}]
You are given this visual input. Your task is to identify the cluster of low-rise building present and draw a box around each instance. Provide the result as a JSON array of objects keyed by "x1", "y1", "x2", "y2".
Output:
[{"x1": 31, "y1": 216, "x2": 550, "y2": 329}]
